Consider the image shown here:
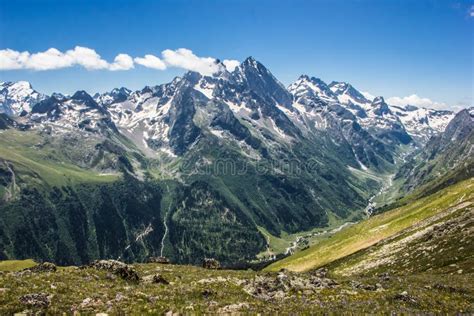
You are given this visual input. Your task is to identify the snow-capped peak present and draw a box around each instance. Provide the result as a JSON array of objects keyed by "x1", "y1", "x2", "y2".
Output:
[
  {"x1": 51, "y1": 92, "x2": 68, "y2": 101},
  {"x1": 233, "y1": 56, "x2": 293, "y2": 108},
  {"x1": 328, "y1": 81, "x2": 370, "y2": 107},
  {"x1": 240, "y1": 56, "x2": 258, "y2": 68},
  {"x1": 389, "y1": 103, "x2": 455, "y2": 142},
  {"x1": 111, "y1": 87, "x2": 132, "y2": 96},
  {"x1": 289, "y1": 75, "x2": 337, "y2": 103},
  {"x1": 235, "y1": 56, "x2": 276, "y2": 82},
  {"x1": 95, "y1": 87, "x2": 132, "y2": 107},
  {"x1": 0, "y1": 81, "x2": 46, "y2": 116}
]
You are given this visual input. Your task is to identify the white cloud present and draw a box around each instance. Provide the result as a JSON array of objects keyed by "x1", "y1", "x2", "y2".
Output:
[
  {"x1": 66, "y1": 46, "x2": 109, "y2": 70},
  {"x1": 109, "y1": 53, "x2": 134, "y2": 71},
  {"x1": 0, "y1": 49, "x2": 30, "y2": 70},
  {"x1": 469, "y1": 5, "x2": 474, "y2": 17},
  {"x1": 387, "y1": 94, "x2": 446, "y2": 110},
  {"x1": 0, "y1": 46, "x2": 132, "y2": 71},
  {"x1": 134, "y1": 54, "x2": 166, "y2": 70},
  {"x1": 1, "y1": 46, "x2": 240, "y2": 76},
  {"x1": 223, "y1": 59, "x2": 240, "y2": 72},
  {"x1": 361, "y1": 91, "x2": 375, "y2": 101},
  {"x1": 136, "y1": 49, "x2": 239, "y2": 75},
  {"x1": 25, "y1": 48, "x2": 74, "y2": 70},
  {"x1": 161, "y1": 48, "x2": 222, "y2": 75}
]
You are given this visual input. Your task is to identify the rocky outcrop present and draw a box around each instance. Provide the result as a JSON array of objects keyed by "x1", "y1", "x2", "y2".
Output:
[
  {"x1": 243, "y1": 270, "x2": 338, "y2": 300},
  {"x1": 19, "y1": 293, "x2": 51, "y2": 308},
  {"x1": 152, "y1": 274, "x2": 170, "y2": 285},
  {"x1": 148, "y1": 256, "x2": 170, "y2": 264},
  {"x1": 88, "y1": 260, "x2": 139, "y2": 282},
  {"x1": 203, "y1": 258, "x2": 220, "y2": 269},
  {"x1": 25, "y1": 262, "x2": 57, "y2": 273}
]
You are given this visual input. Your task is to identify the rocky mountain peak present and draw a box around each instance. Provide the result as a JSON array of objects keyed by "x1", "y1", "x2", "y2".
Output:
[
  {"x1": 289, "y1": 75, "x2": 337, "y2": 104},
  {"x1": 72, "y1": 90, "x2": 95, "y2": 103},
  {"x1": 371, "y1": 96, "x2": 391, "y2": 116},
  {"x1": 329, "y1": 81, "x2": 370, "y2": 106},
  {"x1": 111, "y1": 87, "x2": 131, "y2": 96},
  {"x1": 51, "y1": 92, "x2": 67, "y2": 101},
  {"x1": 240, "y1": 56, "x2": 258, "y2": 68},
  {"x1": 442, "y1": 107, "x2": 474, "y2": 142},
  {"x1": 234, "y1": 57, "x2": 293, "y2": 108}
]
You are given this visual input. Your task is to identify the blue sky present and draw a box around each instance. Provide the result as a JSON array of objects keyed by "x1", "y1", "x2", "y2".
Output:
[{"x1": 0, "y1": 0, "x2": 472, "y2": 110}]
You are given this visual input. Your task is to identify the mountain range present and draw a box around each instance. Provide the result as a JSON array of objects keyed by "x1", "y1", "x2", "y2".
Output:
[{"x1": 0, "y1": 57, "x2": 470, "y2": 266}]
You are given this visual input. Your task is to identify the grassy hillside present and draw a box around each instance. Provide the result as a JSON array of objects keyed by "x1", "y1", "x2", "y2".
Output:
[
  {"x1": 327, "y1": 197, "x2": 473, "y2": 276},
  {"x1": 1, "y1": 261, "x2": 473, "y2": 314},
  {"x1": 0, "y1": 259, "x2": 36, "y2": 272},
  {"x1": 265, "y1": 177, "x2": 474, "y2": 272}
]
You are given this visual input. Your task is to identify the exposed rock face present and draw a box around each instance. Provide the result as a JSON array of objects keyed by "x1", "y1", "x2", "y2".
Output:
[
  {"x1": 88, "y1": 260, "x2": 139, "y2": 282},
  {"x1": 203, "y1": 258, "x2": 220, "y2": 269},
  {"x1": 235, "y1": 57, "x2": 293, "y2": 109},
  {"x1": 167, "y1": 87, "x2": 202, "y2": 155}
]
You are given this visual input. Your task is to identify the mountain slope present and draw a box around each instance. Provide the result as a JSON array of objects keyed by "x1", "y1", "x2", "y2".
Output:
[
  {"x1": 327, "y1": 194, "x2": 473, "y2": 276},
  {"x1": 265, "y1": 177, "x2": 473, "y2": 272},
  {"x1": 390, "y1": 105, "x2": 454, "y2": 143},
  {"x1": 0, "y1": 58, "x2": 462, "y2": 266},
  {"x1": 395, "y1": 108, "x2": 473, "y2": 195}
]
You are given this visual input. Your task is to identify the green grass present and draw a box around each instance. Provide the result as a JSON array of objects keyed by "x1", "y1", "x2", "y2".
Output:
[
  {"x1": 0, "y1": 262, "x2": 472, "y2": 314},
  {"x1": 256, "y1": 226, "x2": 290, "y2": 257},
  {"x1": 327, "y1": 202, "x2": 474, "y2": 277},
  {"x1": 265, "y1": 177, "x2": 474, "y2": 272},
  {"x1": 0, "y1": 259, "x2": 37, "y2": 272},
  {"x1": 256, "y1": 209, "x2": 370, "y2": 258}
]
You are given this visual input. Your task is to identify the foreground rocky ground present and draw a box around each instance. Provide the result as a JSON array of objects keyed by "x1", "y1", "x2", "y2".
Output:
[{"x1": 0, "y1": 260, "x2": 473, "y2": 314}]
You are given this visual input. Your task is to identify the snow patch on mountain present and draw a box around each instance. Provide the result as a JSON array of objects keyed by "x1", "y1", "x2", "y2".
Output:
[{"x1": 390, "y1": 105, "x2": 454, "y2": 142}]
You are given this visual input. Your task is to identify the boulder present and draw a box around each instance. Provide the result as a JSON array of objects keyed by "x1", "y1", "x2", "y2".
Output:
[
  {"x1": 394, "y1": 291, "x2": 417, "y2": 305},
  {"x1": 78, "y1": 297, "x2": 104, "y2": 309},
  {"x1": 25, "y1": 262, "x2": 57, "y2": 273},
  {"x1": 203, "y1": 258, "x2": 220, "y2": 269},
  {"x1": 310, "y1": 267, "x2": 328, "y2": 278},
  {"x1": 219, "y1": 303, "x2": 250, "y2": 313},
  {"x1": 350, "y1": 280, "x2": 379, "y2": 291},
  {"x1": 88, "y1": 260, "x2": 139, "y2": 282},
  {"x1": 152, "y1": 274, "x2": 170, "y2": 285},
  {"x1": 19, "y1": 293, "x2": 51, "y2": 308},
  {"x1": 148, "y1": 256, "x2": 170, "y2": 264}
]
